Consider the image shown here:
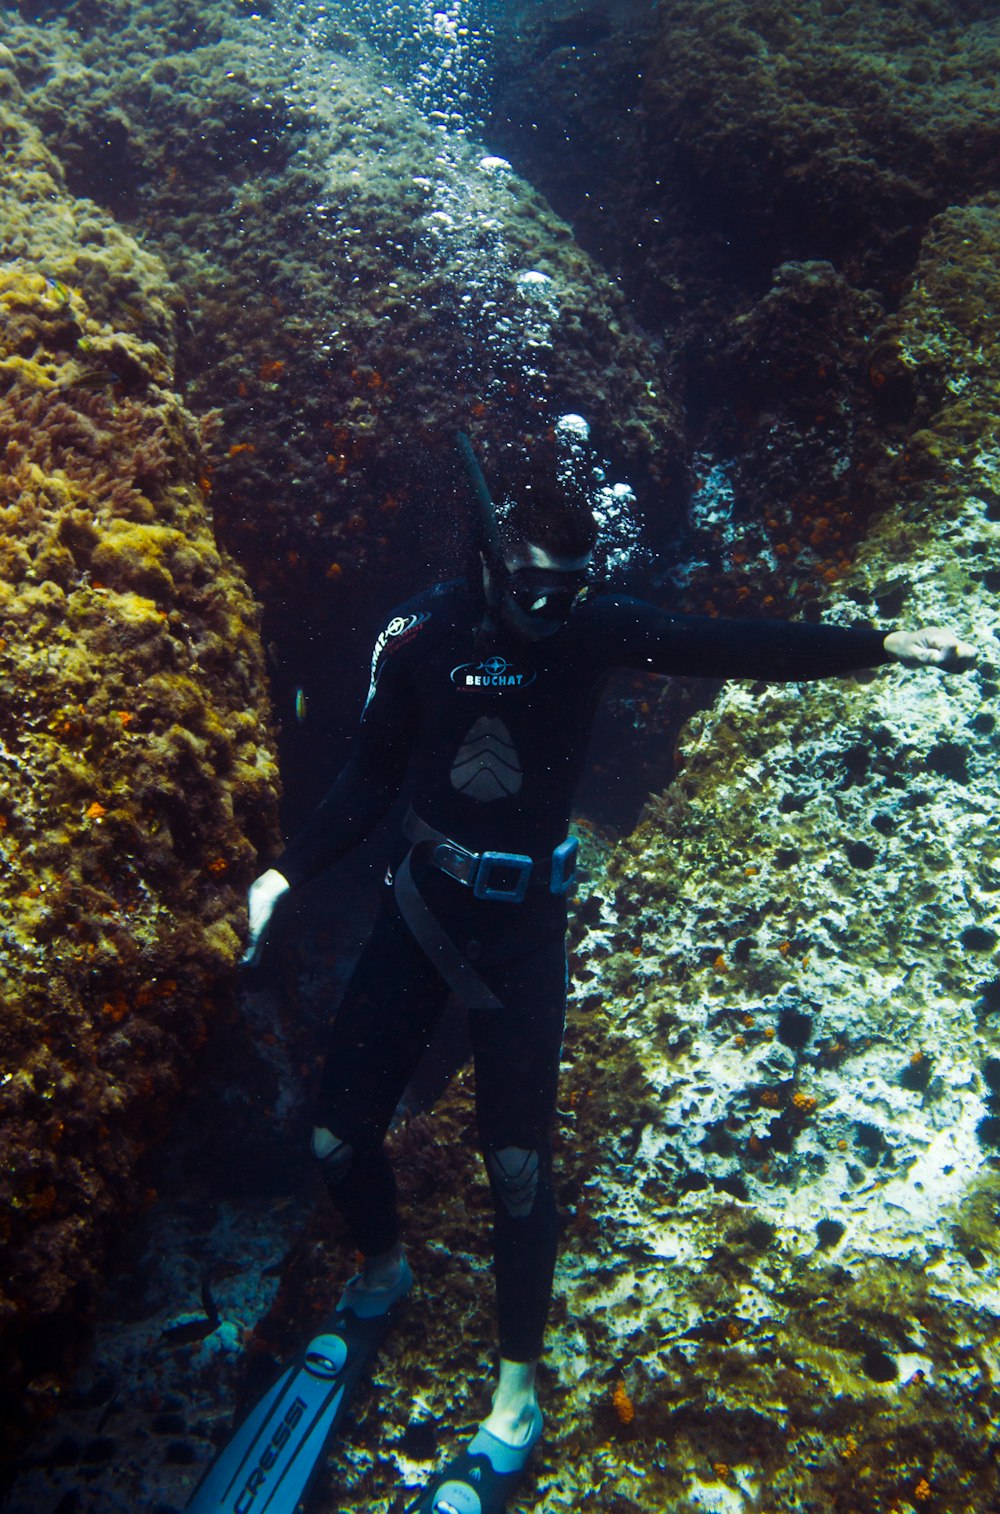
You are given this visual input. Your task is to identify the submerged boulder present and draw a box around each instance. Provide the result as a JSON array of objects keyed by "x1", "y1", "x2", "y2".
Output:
[
  {"x1": 538, "y1": 198, "x2": 1000, "y2": 1511},
  {"x1": 0, "y1": 0, "x2": 683, "y2": 647},
  {"x1": 0, "y1": 85, "x2": 279, "y2": 1438}
]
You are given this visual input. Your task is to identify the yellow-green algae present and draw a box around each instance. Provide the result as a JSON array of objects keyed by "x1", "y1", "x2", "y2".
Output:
[{"x1": 0, "y1": 93, "x2": 279, "y2": 1440}]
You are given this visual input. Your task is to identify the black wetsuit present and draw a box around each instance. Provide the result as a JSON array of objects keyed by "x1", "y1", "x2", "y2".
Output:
[{"x1": 276, "y1": 579, "x2": 889, "y2": 1361}]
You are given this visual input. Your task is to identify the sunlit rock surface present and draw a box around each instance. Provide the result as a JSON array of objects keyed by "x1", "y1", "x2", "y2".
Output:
[
  {"x1": 0, "y1": 66, "x2": 279, "y2": 1440},
  {"x1": 537, "y1": 204, "x2": 1000, "y2": 1510}
]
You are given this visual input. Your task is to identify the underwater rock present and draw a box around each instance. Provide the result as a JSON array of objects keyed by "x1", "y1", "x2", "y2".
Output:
[
  {"x1": 638, "y1": 0, "x2": 1000, "y2": 291},
  {"x1": 0, "y1": 0, "x2": 683, "y2": 664},
  {"x1": 539, "y1": 189, "x2": 1000, "y2": 1511},
  {"x1": 494, "y1": 0, "x2": 1000, "y2": 304},
  {"x1": 0, "y1": 85, "x2": 279, "y2": 1446},
  {"x1": 490, "y1": 0, "x2": 1000, "y2": 624}
]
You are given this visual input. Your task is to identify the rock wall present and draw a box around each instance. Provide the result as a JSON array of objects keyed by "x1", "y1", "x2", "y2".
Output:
[
  {"x1": 537, "y1": 204, "x2": 1000, "y2": 1511},
  {"x1": 0, "y1": 63, "x2": 280, "y2": 1442},
  {"x1": 2, "y1": 2, "x2": 1000, "y2": 1510},
  {"x1": 0, "y1": 0, "x2": 683, "y2": 651},
  {"x1": 490, "y1": 0, "x2": 1000, "y2": 623}
]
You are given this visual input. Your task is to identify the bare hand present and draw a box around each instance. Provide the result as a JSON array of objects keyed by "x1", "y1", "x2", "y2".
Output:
[
  {"x1": 240, "y1": 868, "x2": 291, "y2": 967},
  {"x1": 883, "y1": 626, "x2": 977, "y2": 670}
]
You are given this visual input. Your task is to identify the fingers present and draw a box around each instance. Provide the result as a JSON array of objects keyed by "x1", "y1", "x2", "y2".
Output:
[
  {"x1": 923, "y1": 632, "x2": 976, "y2": 668},
  {"x1": 886, "y1": 628, "x2": 977, "y2": 669}
]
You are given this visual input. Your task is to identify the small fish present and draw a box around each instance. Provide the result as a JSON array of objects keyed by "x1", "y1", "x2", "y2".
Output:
[
  {"x1": 44, "y1": 275, "x2": 73, "y2": 305},
  {"x1": 66, "y1": 368, "x2": 119, "y2": 391},
  {"x1": 160, "y1": 1274, "x2": 220, "y2": 1346},
  {"x1": 200, "y1": 1274, "x2": 221, "y2": 1327},
  {"x1": 294, "y1": 687, "x2": 308, "y2": 724},
  {"x1": 161, "y1": 1315, "x2": 216, "y2": 1346}
]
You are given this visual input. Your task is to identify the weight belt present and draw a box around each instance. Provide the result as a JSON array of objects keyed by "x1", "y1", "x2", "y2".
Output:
[{"x1": 391, "y1": 808, "x2": 578, "y2": 1010}]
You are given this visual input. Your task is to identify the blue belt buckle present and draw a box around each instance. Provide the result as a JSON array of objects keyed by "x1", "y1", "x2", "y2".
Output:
[
  {"x1": 550, "y1": 836, "x2": 579, "y2": 895},
  {"x1": 473, "y1": 851, "x2": 533, "y2": 903}
]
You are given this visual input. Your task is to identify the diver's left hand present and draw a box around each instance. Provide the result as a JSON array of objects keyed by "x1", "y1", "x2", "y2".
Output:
[{"x1": 883, "y1": 626, "x2": 977, "y2": 670}]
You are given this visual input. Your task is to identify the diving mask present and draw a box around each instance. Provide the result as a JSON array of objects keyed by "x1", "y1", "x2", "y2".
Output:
[{"x1": 499, "y1": 563, "x2": 590, "y2": 624}]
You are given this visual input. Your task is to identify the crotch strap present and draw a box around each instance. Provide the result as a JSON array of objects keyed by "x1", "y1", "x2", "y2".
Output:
[{"x1": 393, "y1": 848, "x2": 502, "y2": 1010}]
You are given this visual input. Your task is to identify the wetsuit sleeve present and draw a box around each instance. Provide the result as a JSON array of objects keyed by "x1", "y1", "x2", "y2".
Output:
[
  {"x1": 588, "y1": 594, "x2": 892, "y2": 681},
  {"x1": 274, "y1": 638, "x2": 417, "y2": 889}
]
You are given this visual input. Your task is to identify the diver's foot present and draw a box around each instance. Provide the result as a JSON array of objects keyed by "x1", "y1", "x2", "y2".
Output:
[
  {"x1": 481, "y1": 1357, "x2": 540, "y2": 1447},
  {"x1": 337, "y1": 1251, "x2": 413, "y2": 1319},
  {"x1": 363, "y1": 1243, "x2": 408, "y2": 1292},
  {"x1": 480, "y1": 1396, "x2": 542, "y2": 1449},
  {"x1": 405, "y1": 1406, "x2": 543, "y2": 1514}
]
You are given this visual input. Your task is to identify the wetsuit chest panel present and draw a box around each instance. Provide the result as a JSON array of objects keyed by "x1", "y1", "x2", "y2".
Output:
[
  {"x1": 406, "y1": 615, "x2": 604, "y2": 851},
  {"x1": 450, "y1": 716, "x2": 523, "y2": 802}
]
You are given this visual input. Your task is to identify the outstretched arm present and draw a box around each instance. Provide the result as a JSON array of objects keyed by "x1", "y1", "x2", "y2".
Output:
[
  {"x1": 883, "y1": 626, "x2": 977, "y2": 670},
  {"x1": 582, "y1": 594, "x2": 977, "y2": 683}
]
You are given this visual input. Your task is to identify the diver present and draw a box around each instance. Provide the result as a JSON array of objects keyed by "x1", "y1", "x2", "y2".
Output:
[{"x1": 198, "y1": 437, "x2": 974, "y2": 1514}]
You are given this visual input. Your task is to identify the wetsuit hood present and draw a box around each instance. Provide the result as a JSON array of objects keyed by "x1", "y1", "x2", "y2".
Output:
[{"x1": 456, "y1": 432, "x2": 591, "y2": 646}]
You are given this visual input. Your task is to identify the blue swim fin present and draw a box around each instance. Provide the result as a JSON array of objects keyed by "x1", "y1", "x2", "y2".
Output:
[{"x1": 186, "y1": 1261, "x2": 412, "y2": 1513}]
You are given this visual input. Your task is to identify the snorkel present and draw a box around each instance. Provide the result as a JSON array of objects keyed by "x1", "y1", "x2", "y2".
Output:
[
  {"x1": 457, "y1": 431, "x2": 503, "y2": 567},
  {"x1": 456, "y1": 432, "x2": 592, "y2": 645},
  {"x1": 457, "y1": 431, "x2": 507, "y2": 648}
]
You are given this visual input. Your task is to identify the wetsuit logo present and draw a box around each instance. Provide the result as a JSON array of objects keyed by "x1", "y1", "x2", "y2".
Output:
[
  {"x1": 450, "y1": 654, "x2": 536, "y2": 691},
  {"x1": 365, "y1": 611, "x2": 430, "y2": 706}
]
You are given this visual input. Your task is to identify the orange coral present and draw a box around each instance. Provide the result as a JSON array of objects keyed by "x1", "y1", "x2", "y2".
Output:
[{"x1": 612, "y1": 1381, "x2": 635, "y2": 1425}]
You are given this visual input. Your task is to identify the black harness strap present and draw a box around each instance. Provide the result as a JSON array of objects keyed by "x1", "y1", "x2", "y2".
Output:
[{"x1": 392, "y1": 847, "x2": 502, "y2": 1010}]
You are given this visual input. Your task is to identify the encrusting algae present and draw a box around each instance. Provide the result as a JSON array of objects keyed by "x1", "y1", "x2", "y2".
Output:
[{"x1": 0, "y1": 97, "x2": 280, "y2": 1448}]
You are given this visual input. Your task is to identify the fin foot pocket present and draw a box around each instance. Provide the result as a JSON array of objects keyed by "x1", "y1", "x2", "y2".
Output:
[
  {"x1": 304, "y1": 1332, "x2": 349, "y2": 1379},
  {"x1": 184, "y1": 1266, "x2": 412, "y2": 1512},
  {"x1": 404, "y1": 1409, "x2": 542, "y2": 1514}
]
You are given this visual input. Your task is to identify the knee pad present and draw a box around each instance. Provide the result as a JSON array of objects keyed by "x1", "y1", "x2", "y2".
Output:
[
  {"x1": 312, "y1": 1127, "x2": 354, "y2": 1186},
  {"x1": 486, "y1": 1145, "x2": 540, "y2": 1219}
]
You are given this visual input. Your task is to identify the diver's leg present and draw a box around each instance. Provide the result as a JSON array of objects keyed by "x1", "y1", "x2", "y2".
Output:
[
  {"x1": 470, "y1": 931, "x2": 567, "y2": 1444},
  {"x1": 312, "y1": 897, "x2": 450, "y2": 1279}
]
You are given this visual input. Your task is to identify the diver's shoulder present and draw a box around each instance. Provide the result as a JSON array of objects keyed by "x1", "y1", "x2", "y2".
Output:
[
  {"x1": 382, "y1": 577, "x2": 468, "y2": 626},
  {"x1": 371, "y1": 579, "x2": 469, "y2": 661}
]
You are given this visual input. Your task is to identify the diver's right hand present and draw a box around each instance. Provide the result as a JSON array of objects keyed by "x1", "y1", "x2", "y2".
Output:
[{"x1": 240, "y1": 868, "x2": 291, "y2": 967}]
